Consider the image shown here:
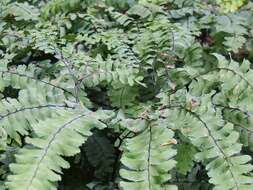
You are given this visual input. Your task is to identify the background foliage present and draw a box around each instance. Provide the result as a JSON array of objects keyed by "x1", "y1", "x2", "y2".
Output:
[{"x1": 1, "y1": 0, "x2": 253, "y2": 190}]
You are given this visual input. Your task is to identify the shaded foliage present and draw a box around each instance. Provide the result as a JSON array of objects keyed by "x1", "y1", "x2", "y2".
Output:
[{"x1": 1, "y1": 0, "x2": 253, "y2": 190}]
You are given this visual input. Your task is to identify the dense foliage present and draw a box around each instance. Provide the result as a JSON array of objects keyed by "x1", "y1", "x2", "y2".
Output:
[{"x1": 1, "y1": 0, "x2": 253, "y2": 189}]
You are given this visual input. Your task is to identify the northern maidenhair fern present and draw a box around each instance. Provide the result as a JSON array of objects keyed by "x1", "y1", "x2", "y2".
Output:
[{"x1": 1, "y1": 0, "x2": 253, "y2": 190}]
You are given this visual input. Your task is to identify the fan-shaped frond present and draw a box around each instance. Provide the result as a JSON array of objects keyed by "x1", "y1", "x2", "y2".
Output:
[
  {"x1": 119, "y1": 120, "x2": 177, "y2": 190},
  {"x1": 6, "y1": 109, "x2": 111, "y2": 190},
  {"x1": 41, "y1": 0, "x2": 99, "y2": 19},
  {"x1": 2, "y1": 2, "x2": 40, "y2": 21},
  {"x1": 166, "y1": 94, "x2": 253, "y2": 190},
  {"x1": 213, "y1": 54, "x2": 253, "y2": 113},
  {"x1": 79, "y1": 55, "x2": 141, "y2": 87},
  {"x1": 0, "y1": 64, "x2": 69, "y2": 94},
  {"x1": 0, "y1": 85, "x2": 67, "y2": 141}
]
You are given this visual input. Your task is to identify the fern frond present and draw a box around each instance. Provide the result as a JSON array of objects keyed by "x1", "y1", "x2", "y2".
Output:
[
  {"x1": 80, "y1": 55, "x2": 141, "y2": 87},
  {"x1": 184, "y1": 54, "x2": 253, "y2": 107},
  {"x1": 119, "y1": 121, "x2": 177, "y2": 190},
  {"x1": 109, "y1": 9, "x2": 134, "y2": 27},
  {"x1": 6, "y1": 109, "x2": 110, "y2": 190},
  {"x1": 108, "y1": 84, "x2": 139, "y2": 108},
  {"x1": 217, "y1": 104, "x2": 253, "y2": 151},
  {"x1": 0, "y1": 64, "x2": 70, "y2": 95},
  {"x1": 175, "y1": 143, "x2": 197, "y2": 175},
  {"x1": 41, "y1": 0, "x2": 99, "y2": 19},
  {"x1": 166, "y1": 94, "x2": 253, "y2": 190},
  {"x1": 216, "y1": 0, "x2": 246, "y2": 12},
  {"x1": 135, "y1": 15, "x2": 173, "y2": 66},
  {"x1": 2, "y1": 2, "x2": 40, "y2": 21},
  {"x1": 211, "y1": 54, "x2": 253, "y2": 113},
  {"x1": 1, "y1": 0, "x2": 253, "y2": 189},
  {"x1": 0, "y1": 85, "x2": 67, "y2": 140}
]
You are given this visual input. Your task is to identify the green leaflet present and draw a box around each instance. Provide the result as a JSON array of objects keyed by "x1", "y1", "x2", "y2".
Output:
[
  {"x1": 108, "y1": 84, "x2": 139, "y2": 108},
  {"x1": 127, "y1": 4, "x2": 152, "y2": 18},
  {"x1": 6, "y1": 110, "x2": 109, "y2": 190},
  {"x1": 175, "y1": 143, "x2": 197, "y2": 175},
  {"x1": 223, "y1": 35, "x2": 246, "y2": 53},
  {"x1": 119, "y1": 121, "x2": 177, "y2": 190},
  {"x1": 218, "y1": 105, "x2": 253, "y2": 151}
]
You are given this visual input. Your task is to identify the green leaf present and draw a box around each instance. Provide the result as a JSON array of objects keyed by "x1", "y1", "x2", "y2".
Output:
[
  {"x1": 176, "y1": 143, "x2": 197, "y2": 175},
  {"x1": 108, "y1": 84, "x2": 139, "y2": 108},
  {"x1": 223, "y1": 35, "x2": 246, "y2": 53}
]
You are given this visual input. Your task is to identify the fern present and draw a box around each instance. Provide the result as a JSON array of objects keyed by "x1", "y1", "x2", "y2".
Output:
[
  {"x1": 216, "y1": 0, "x2": 246, "y2": 12},
  {"x1": 119, "y1": 121, "x2": 177, "y2": 190},
  {"x1": 165, "y1": 93, "x2": 253, "y2": 190},
  {"x1": 175, "y1": 143, "x2": 197, "y2": 175},
  {"x1": 1, "y1": 0, "x2": 253, "y2": 190},
  {"x1": 2, "y1": 2, "x2": 40, "y2": 21},
  {"x1": 41, "y1": 0, "x2": 99, "y2": 19},
  {"x1": 108, "y1": 84, "x2": 139, "y2": 108},
  {"x1": 6, "y1": 109, "x2": 111, "y2": 190},
  {"x1": 0, "y1": 86, "x2": 66, "y2": 140}
]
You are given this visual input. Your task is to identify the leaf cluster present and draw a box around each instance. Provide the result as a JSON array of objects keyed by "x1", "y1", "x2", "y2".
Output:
[{"x1": 1, "y1": 0, "x2": 253, "y2": 190}]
